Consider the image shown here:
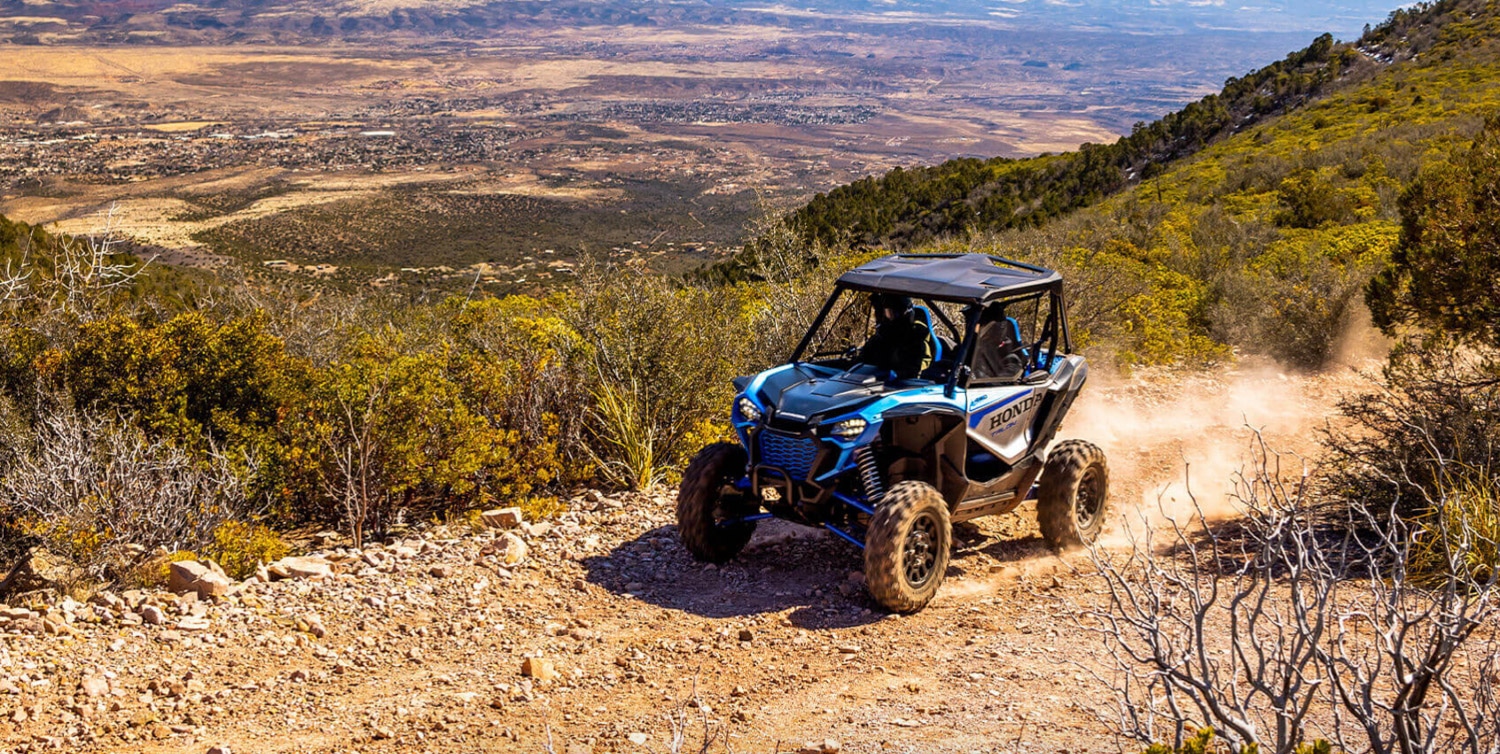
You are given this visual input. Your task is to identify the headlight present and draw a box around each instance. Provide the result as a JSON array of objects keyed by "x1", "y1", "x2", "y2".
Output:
[
  {"x1": 830, "y1": 418, "x2": 867, "y2": 439},
  {"x1": 736, "y1": 396, "x2": 762, "y2": 422}
]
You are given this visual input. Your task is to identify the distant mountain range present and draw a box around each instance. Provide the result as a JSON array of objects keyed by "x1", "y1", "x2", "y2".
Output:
[
  {"x1": 730, "y1": 1, "x2": 1412, "y2": 35},
  {"x1": 0, "y1": 0, "x2": 1412, "y2": 44}
]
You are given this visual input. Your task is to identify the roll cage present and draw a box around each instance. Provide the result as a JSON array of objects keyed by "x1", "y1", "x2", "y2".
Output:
[{"x1": 789, "y1": 253, "x2": 1074, "y2": 395}]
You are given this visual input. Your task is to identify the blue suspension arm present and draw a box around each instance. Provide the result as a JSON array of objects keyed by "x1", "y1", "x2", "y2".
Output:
[
  {"x1": 715, "y1": 512, "x2": 775, "y2": 528},
  {"x1": 831, "y1": 491, "x2": 876, "y2": 517},
  {"x1": 823, "y1": 523, "x2": 865, "y2": 549}
]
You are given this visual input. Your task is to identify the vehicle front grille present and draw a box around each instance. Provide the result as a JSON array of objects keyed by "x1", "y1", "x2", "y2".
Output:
[{"x1": 757, "y1": 431, "x2": 820, "y2": 481}]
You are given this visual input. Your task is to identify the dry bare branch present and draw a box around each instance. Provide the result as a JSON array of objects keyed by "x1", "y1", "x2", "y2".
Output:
[
  {"x1": 1, "y1": 409, "x2": 254, "y2": 579},
  {"x1": 1083, "y1": 429, "x2": 1500, "y2": 754}
]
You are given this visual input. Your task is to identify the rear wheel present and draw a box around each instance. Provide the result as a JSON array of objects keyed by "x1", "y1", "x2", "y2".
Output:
[
  {"x1": 864, "y1": 481, "x2": 952, "y2": 613},
  {"x1": 1037, "y1": 440, "x2": 1110, "y2": 551},
  {"x1": 677, "y1": 443, "x2": 756, "y2": 563}
]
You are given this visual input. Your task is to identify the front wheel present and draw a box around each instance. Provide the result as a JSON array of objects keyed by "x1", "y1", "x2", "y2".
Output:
[
  {"x1": 1036, "y1": 439, "x2": 1110, "y2": 551},
  {"x1": 864, "y1": 481, "x2": 952, "y2": 613},
  {"x1": 676, "y1": 442, "x2": 756, "y2": 563}
]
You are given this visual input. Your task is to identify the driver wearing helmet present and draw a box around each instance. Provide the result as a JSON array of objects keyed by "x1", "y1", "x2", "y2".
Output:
[{"x1": 855, "y1": 293, "x2": 934, "y2": 380}]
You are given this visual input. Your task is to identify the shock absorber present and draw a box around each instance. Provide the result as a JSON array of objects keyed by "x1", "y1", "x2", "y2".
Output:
[{"x1": 855, "y1": 446, "x2": 885, "y2": 503}]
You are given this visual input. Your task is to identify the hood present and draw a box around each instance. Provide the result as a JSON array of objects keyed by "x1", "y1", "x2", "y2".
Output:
[{"x1": 751, "y1": 364, "x2": 888, "y2": 426}]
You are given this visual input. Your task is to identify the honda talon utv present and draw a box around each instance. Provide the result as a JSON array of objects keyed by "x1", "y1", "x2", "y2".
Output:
[{"x1": 676, "y1": 253, "x2": 1109, "y2": 613}]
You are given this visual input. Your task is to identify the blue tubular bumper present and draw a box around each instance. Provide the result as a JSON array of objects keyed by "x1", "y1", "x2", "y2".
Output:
[{"x1": 723, "y1": 471, "x2": 877, "y2": 547}]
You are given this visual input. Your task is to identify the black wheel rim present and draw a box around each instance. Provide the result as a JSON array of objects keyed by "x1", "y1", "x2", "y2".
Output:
[
  {"x1": 903, "y1": 513, "x2": 940, "y2": 587},
  {"x1": 713, "y1": 480, "x2": 750, "y2": 527},
  {"x1": 1076, "y1": 466, "x2": 1104, "y2": 531}
]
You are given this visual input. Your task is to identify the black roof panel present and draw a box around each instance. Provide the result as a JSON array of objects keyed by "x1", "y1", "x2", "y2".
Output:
[{"x1": 836, "y1": 253, "x2": 1060, "y2": 303}]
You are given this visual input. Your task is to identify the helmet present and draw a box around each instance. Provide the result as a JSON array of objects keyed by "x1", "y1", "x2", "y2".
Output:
[{"x1": 871, "y1": 293, "x2": 914, "y2": 324}]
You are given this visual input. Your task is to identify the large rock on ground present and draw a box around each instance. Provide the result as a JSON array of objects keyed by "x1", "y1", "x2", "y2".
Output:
[
  {"x1": 140, "y1": 604, "x2": 165, "y2": 625},
  {"x1": 168, "y1": 559, "x2": 233, "y2": 598},
  {"x1": 521, "y1": 657, "x2": 556, "y2": 682},
  {"x1": 265, "y1": 556, "x2": 333, "y2": 581},
  {"x1": 481, "y1": 507, "x2": 524, "y2": 530},
  {"x1": 495, "y1": 532, "x2": 528, "y2": 565},
  {"x1": 0, "y1": 547, "x2": 83, "y2": 599},
  {"x1": 80, "y1": 675, "x2": 110, "y2": 698}
]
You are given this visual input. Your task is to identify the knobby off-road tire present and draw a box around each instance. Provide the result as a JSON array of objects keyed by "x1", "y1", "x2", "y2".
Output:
[
  {"x1": 864, "y1": 480, "x2": 952, "y2": 613},
  {"x1": 1037, "y1": 439, "x2": 1110, "y2": 551},
  {"x1": 676, "y1": 442, "x2": 756, "y2": 564}
]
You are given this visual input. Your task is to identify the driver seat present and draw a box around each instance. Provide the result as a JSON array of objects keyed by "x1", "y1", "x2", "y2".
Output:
[
  {"x1": 911, "y1": 305, "x2": 944, "y2": 362},
  {"x1": 913, "y1": 306, "x2": 958, "y2": 380}
]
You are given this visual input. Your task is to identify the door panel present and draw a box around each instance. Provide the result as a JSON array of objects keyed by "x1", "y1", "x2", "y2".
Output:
[{"x1": 965, "y1": 384, "x2": 1046, "y2": 464}]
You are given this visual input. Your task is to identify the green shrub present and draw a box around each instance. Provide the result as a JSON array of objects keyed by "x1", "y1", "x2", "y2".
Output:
[
  {"x1": 444, "y1": 295, "x2": 588, "y2": 490},
  {"x1": 288, "y1": 334, "x2": 508, "y2": 543},
  {"x1": 1224, "y1": 224, "x2": 1392, "y2": 369},
  {"x1": 568, "y1": 267, "x2": 754, "y2": 489},
  {"x1": 61, "y1": 311, "x2": 297, "y2": 459},
  {"x1": 1410, "y1": 467, "x2": 1500, "y2": 586},
  {"x1": 206, "y1": 520, "x2": 290, "y2": 580},
  {"x1": 1144, "y1": 729, "x2": 1334, "y2": 754},
  {"x1": 1368, "y1": 114, "x2": 1500, "y2": 346},
  {"x1": 274, "y1": 295, "x2": 587, "y2": 542},
  {"x1": 1275, "y1": 169, "x2": 1357, "y2": 229},
  {"x1": 1324, "y1": 337, "x2": 1500, "y2": 521}
]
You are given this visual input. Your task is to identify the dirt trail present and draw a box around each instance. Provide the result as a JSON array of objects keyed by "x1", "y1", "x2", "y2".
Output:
[{"x1": 0, "y1": 367, "x2": 1374, "y2": 754}]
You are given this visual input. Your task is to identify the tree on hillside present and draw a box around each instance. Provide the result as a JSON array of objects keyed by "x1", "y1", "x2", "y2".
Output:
[{"x1": 1367, "y1": 115, "x2": 1500, "y2": 346}]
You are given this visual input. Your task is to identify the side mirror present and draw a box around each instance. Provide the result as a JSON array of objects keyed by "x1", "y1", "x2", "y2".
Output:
[
  {"x1": 945, "y1": 365, "x2": 971, "y2": 399},
  {"x1": 948, "y1": 365, "x2": 972, "y2": 397}
]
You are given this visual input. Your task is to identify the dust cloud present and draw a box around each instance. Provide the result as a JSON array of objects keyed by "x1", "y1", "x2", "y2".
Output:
[
  {"x1": 1053, "y1": 305, "x2": 1392, "y2": 542},
  {"x1": 1059, "y1": 363, "x2": 1362, "y2": 540}
]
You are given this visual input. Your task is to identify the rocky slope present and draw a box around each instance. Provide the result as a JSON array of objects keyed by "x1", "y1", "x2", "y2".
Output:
[{"x1": 0, "y1": 366, "x2": 1367, "y2": 754}]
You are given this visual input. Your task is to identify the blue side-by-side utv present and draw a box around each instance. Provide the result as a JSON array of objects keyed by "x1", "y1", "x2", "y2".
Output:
[{"x1": 675, "y1": 253, "x2": 1110, "y2": 613}]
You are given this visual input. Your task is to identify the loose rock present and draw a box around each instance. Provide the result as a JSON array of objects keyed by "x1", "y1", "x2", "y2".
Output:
[
  {"x1": 801, "y1": 740, "x2": 841, "y2": 754},
  {"x1": 169, "y1": 559, "x2": 233, "y2": 599},
  {"x1": 481, "y1": 507, "x2": 524, "y2": 530},
  {"x1": 80, "y1": 675, "x2": 109, "y2": 698},
  {"x1": 177, "y1": 616, "x2": 212, "y2": 632},
  {"x1": 266, "y1": 556, "x2": 333, "y2": 580},
  {"x1": 521, "y1": 657, "x2": 557, "y2": 682},
  {"x1": 140, "y1": 605, "x2": 166, "y2": 626},
  {"x1": 495, "y1": 533, "x2": 528, "y2": 565}
]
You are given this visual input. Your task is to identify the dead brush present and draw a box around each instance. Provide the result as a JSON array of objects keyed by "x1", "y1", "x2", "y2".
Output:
[
  {"x1": 1082, "y1": 429, "x2": 1500, "y2": 754},
  {"x1": 1, "y1": 409, "x2": 255, "y2": 582}
]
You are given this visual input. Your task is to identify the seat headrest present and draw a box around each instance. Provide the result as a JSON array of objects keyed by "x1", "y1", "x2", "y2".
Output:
[{"x1": 1003, "y1": 316, "x2": 1022, "y2": 344}]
